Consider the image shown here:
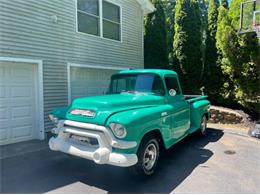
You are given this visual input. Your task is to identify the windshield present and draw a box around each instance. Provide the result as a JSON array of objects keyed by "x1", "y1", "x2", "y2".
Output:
[{"x1": 108, "y1": 73, "x2": 165, "y2": 95}]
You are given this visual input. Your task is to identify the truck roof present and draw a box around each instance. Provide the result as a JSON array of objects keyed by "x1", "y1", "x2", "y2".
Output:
[{"x1": 118, "y1": 69, "x2": 178, "y2": 76}]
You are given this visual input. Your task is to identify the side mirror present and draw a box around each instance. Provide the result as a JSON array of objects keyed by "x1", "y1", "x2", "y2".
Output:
[{"x1": 169, "y1": 89, "x2": 177, "y2": 97}]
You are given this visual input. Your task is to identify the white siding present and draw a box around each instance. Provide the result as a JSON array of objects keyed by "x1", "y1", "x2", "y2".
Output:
[{"x1": 0, "y1": 0, "x2": 144, "y2": 131}]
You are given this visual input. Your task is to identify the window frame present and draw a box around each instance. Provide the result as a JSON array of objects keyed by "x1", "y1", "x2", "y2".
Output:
[
  {"x1": 76, "y1": 0, "x2": 122, "y2": 42},
  {"x1": 164, "y1": 76, "x2": 182, "y2": 96}
]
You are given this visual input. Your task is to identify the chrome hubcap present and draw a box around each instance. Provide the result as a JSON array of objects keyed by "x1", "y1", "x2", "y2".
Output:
[{"x1": 143, "y1": 143, "x2": 157, "y2": 171}]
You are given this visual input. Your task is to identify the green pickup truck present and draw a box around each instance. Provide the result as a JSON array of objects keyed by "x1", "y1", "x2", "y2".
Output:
[{"x1": 49, "y1": 69, "x2": 210, "y2": 176}]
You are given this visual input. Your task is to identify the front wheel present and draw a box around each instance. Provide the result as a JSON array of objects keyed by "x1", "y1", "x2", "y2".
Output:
[
  {"x1": 131, "y1": 135, "x2": 160, "y2": 177},
  {"x1": 199, "y1": 115, "x2": 208, "y2": 136}
]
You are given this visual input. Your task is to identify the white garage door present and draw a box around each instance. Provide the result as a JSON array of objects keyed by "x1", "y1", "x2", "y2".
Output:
[
  {"x1": 70, "y1": 67, "x2": 118, "y2": 101},
  {"x1": 0, "y1": 62, "x2": 37, "y2": 145}
]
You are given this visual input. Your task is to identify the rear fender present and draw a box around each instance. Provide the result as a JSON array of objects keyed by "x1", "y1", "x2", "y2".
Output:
[{"x1": 190, "y1": 100, "x2": 210, "y2": 130}]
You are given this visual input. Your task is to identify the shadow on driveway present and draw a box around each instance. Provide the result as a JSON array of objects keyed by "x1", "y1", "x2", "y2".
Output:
[{"x1": 1, "y1": 129, "x2": 224, "y2": 194}]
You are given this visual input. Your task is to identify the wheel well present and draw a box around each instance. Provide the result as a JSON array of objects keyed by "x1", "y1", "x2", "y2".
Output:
[{"x1": 140, "y1": 130, "x2": 166, "y2": 151}]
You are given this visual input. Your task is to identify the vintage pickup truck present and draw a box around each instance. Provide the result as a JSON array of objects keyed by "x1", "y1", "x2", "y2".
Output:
[{"x1": 49, "y1": 69, "x2": 210, "y2": 176}]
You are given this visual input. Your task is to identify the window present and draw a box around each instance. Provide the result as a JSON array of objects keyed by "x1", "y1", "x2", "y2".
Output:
[
  {"x1": 77, "y1": 0, "x2": 121, "y2": 41},
  {"x1": 108, "y1": 74, "x2": 165, "y2": 95},
  {"x1": 102, "y1": 1, "x2": 121, "y2": 40},
  {"x1": 165, "y1": 77, "x2": 181, "y2": 95},
  {"x1": 77, "y1": 0, "x2": 100, "y2": 36}
]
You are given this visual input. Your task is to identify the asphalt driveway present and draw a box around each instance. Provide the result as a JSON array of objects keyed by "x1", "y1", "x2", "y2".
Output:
[{"x1": 0, "y1": 128, "x2": 259, "y2": 194}]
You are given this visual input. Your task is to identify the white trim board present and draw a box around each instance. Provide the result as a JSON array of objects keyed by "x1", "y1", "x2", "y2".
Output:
[
  {"x1": 0, "y1": 57, "x2": 45, "y2": 141},
  {"x1": 67, "y1": 63, "x2": 130, "y2": 104},
  {"x1": 68, "y1": 63, "x2": 130, "y2": 70}
]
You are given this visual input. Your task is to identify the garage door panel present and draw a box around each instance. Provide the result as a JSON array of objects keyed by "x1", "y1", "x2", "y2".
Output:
[
  {"x1": 0, "y1": 76, "x2": 5, "y2": 84},
  {"x1": 0, "y1": 107, "x2": 7, "y2": 119},
  {"x1": 12, "y1": 126, "x2": 33, "y2": 138},
  {"x1": 0, "y1": 86, "x2": 7, "y2": 98},
  {"x1": 9, "y1": 98, "x2": 35, "y2": 106},
  {"x1": 0, "y1": 129, "x2": 8, "y2": 141},
  {"x1": 0, "y1": 62, "x2": 37, "y2": 145},
  {"x1": 10, "y1": 75, "x2": 33, "y2": 84},
  {"x1": 11, "y1": 65, "x2": 34, "y2": 78},
  {"x1": 0, "y1": 118, "x2": 9, "y2": 142},
  {"x1": 0, "y1": 118, "x2": 8, "y2": 128},
  {"x1": 11, "y1": 112, "x2": 32, "y2": 122},
  {"x1": 11, "y1": 86, "x2": 33, "y2": 98},
  {"x1": 12, "y1": 106, "x2": 31, "y2": 118},
  {"x1": 0, "y1": 65, "x2": 5, "y2": 81},
  {"x1": 70, "y1": 67, "x2": 117, "y2": 100}
]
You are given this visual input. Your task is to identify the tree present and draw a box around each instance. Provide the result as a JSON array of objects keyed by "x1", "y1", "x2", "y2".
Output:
[
  {"x1": 199, "y1": 0, "x2": 209, "y2": 69},
  {"x1": 215, "y1": 0, "x2": 235, "y2": 103},
  {"x1": 144, "y1": 0, "x2": 168, "y2": 69},
  {"x1": 216, "y1": 0, "x2": 260, "y2": 112},
  {"x1": 162, "y1": 0, "x2": 176, "y2": 68},
  {"x1": 220, "y1": 0, "x2": 228, "y2": 8},
  {"x1": 204, "y1": 0, "x2": 223, "y2": 101},
  {"x1": 173, "y1": 0, "x2": 203, "y2": 94}
]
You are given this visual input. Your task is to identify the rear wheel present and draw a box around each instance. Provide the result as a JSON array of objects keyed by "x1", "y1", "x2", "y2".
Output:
[
  {"x1": 131, "y1": 135, "x2": 160, "y2": 177},
  {"x1": 199, "y1": 115, "x2": 208, "y2": 136}
]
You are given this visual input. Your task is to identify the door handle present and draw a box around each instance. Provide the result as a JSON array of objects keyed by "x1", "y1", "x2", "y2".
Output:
[{"x1": 161, "y1": 112, "x2": 168, "y2": 117}]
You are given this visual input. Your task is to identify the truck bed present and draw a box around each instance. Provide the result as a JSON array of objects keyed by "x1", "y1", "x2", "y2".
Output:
[
  {"x1": 184, "y1": 95, "x2": 208, "y2": 104},
  {"x1": 184, "y1": 95, "x2": 210, "y2": 134}
]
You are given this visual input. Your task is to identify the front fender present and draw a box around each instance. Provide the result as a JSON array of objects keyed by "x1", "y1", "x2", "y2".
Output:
[
  {"x1": 106, "y1": 105, "x2": 173, "y2": 153},
  {"x1": 51, "y1": 107, "x2": 69, "y2": 119}
]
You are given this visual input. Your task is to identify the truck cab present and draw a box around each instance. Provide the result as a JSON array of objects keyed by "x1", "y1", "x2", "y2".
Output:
[{"x1": 49, "y1": 69, "x2": 210, "y2": 176}]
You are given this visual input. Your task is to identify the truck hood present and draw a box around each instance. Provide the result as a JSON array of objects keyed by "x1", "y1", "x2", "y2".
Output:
[{"x1": 65, "y1": 94, "x2": 165, "y2": 125}]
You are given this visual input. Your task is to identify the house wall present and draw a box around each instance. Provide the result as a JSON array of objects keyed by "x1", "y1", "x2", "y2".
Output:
[{"x1": 0, "y1": 0, "x2": 144, "y2": 131}]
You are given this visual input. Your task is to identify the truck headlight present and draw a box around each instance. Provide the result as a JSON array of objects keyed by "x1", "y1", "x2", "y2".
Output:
[
  {"x1": 109, "y1": 123, "x2": 127, "y2": 138},
  {"x1": 49, "y1": 114, "x2": 59, "y2": 124}
]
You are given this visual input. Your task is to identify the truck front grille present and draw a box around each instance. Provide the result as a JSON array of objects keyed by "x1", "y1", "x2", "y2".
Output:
[{"x1": 69, "y1": 134, "x2": 99, "y2": 147}]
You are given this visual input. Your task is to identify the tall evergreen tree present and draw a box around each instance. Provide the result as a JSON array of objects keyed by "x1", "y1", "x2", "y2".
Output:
[
  {"x1": 220, "y1": 0, "x2": 228, "y2": 8},
  {"x1": 144, "y1": 0, "x2": 168, "y2": 69},
  {"x1": 215, "y1": 0, "x2": 234, "y2": 102},
  {"x1": 199, "y1": 0, "x2": 209, "y2": 68},
  {"x1": 216, "y1": 0, "x2": 260, "y2": 112},
  {"x1": 204, "y1": 0, "x2": 223, "y2": 101},
  {"x1": 173, "y1": 0, "x2": 203, "y2": 94},
  {"x1": 162, "y1": 0, "x2": 176, "y2": 68}
]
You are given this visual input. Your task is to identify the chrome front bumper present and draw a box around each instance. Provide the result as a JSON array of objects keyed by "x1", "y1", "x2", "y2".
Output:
[{"x1": 49, "y1": 120, "x2": 138, "y2": 167}]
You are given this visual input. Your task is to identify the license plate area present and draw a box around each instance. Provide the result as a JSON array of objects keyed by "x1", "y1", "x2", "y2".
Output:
[{"x1": 69, "y1": 134, "x2": 99, "y2": 147}]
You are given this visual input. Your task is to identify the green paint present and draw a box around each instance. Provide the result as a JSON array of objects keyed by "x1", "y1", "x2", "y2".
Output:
[{"x1": 51, "y1": 69, "x2": 210, "y2": 154}]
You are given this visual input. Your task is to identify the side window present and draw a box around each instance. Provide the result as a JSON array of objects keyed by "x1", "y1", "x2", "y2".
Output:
[
  {"x1": 165, "y1": 77, "x2": 181, "y2": 95},
  {"x1": 152, "y1": 75, "x2": 165, "y2": 95}
]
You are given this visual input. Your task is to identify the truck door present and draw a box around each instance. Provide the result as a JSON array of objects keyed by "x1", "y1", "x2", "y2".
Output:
[{"x1": 164, "y1": 76, "x2": 190, "y2": 141}]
